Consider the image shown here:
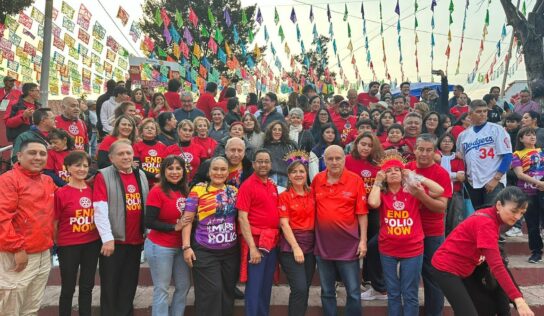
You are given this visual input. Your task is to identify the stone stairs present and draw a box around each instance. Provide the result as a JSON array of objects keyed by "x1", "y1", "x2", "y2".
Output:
[{"x1": 39, "y1": 234, "x2": 544, "y2": 315}]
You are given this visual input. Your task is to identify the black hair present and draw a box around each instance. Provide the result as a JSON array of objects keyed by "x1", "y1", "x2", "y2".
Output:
[
  {"x1": 227, "y1": 97, "x2": 239, "y2": 111},
  {"x1": 205, "y1": 82, "x2": 218, "y2": 93},
  {"x1": 422, "y1": 111, "x2": 445, "y2": 136},
  {"x1": 524, "y1": 110, "x2": 541, "y2": 127},
  {"x1": 368, "y1": 81, "x2": 380, "y2": 90},
  {"x1": 392, "y1": 94, "x2": 406, "y2": 103},
  {"x1": 47, "y1": 128, "x2": 75, "y2": 150},
  {"x1": 253, "y1": 148, "x2": 272, "y2": 162},
  {"x1": 356, "y1": 118, "x2": 375, "y2": 129},
  {"x1": 454, "y1": 112, "x2": 469, "y2": 126},
  {"x1": 297, "y1": 95, "x2": 309, "y2": 111},
  {"x1": 515, "y1": 127, "x2": 537, "y2": 151},
  {"x1": 505, "y1": 112, "x2": 522, "y2": 123},
  {"x1": 247, "y1": 93, "x2": 258, "y2": 105},
  {"x1": 302, "y1": 84, "x2": 315, "y2": 95},
  {"x1": 455, "y1": 85, "x2": 465, "y2": 92},
  {"x1": 489, "y1": 86, "x2": 500, "y2": 93},
  {"x1": 167, "y1": 79, "x2": 182, "y2": 92},
  {"x1": 316, "y1": 123, "x2": 341, "y2": 147},
  {"x1": 19, "y1": 138, "x2": 47, "y2": 152},
  {"x1": 387, "y1": 123, "x2": 405, "y2": 136},
  {"x1": 113, "y1": 86, "x2": 128, "y2": 97},
  {"x1": 64, "y1": 150, "x2": 91, "y2": 168},
  {"x1": 224, "y1": 87, "x2": 236, "y2": 98},
  {"x1": 483, "y1": 94, "x2": 497, "y2": 104},
  {"x1": 400, "y1": 82, "x2": 410, "y2": 88},
  {"x1": 495, "y1": 186, "x2": 529, "y2": 209},
  {"x1": 159, "y1": 155, "x2": 189, "y2": 196},
  {"x1": 437, "y1": 133, "x2": 457, "y2": 153},
  {"x1": 22, "y1": 83, "x2": 38, "y2": 97},
  {"x1": 265, "y1": 92, "x2": 278, "y2": 105},
  {"x1": 32, "y1": 108, "x2": 52, "y2": 125},
  {"x1": 106, "y1": 79, "x2": 117, "y2": 93}
]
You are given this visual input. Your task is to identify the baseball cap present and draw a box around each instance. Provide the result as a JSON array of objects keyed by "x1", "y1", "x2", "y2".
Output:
[{"x1": 3, "y1": 76, "x2": 15, "y2": 83}]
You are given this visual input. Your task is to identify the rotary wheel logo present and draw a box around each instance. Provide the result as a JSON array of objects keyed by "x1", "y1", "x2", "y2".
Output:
[
  {"x1": 148, "y1": 149, "x2": 158, "y2": 157},
  {"x1": 69, "y1": 124, "x2": 79, "y2": 134},
  {"x1": 127, "y1": 185, "x2": 136, "y2": 193},
  {"x1": 176, "y1": 197, "x2": 186, "y2": 213},
  {"x1": 182, "y1": 152, "x2": 194, "y2": 162},
  {"x1": 361, "y1": 170, "x2": 372, "y2": 177},
  {"x1": 393, "y1": 201, "x2": 405, "y2": 211},
  {"x1": 79, "y1": 197, "x2": 92, "y2": 208}
]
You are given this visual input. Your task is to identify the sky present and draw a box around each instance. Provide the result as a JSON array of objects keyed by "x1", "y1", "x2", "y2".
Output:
[{"x1": 28, "y1": 0, "x2": 534, "y2": 97}]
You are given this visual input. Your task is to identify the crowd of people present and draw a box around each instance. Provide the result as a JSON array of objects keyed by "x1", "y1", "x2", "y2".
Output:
[{"x1": 0, "y1": 71, "x2": 542, "y2": 316}]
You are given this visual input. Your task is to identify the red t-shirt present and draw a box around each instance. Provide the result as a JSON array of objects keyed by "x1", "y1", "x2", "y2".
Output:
[
  {"x1": 195, "y1": 92, "x2": 217, "y2": 120},
  {"x1": 236, "y1": 174, "x2": 279, "y2": 230},
  {"x1": 46, "y1": 149, "x2": 71, "y2": 183},
  {"x1": 332, "y1": 115, "x2": 357, "y2": 147},
  {"x1": 450, "y1": 125, "x2": 466, "y2": 141},
  {"x1": 356, "y1": 92, "x2": 379, "y2": 107},
  {"x1": 146, "y1": 186, "x2": 186, "y2": 248},
  {"x1": 405, "y1": 162, "x2": 453, "y2": 237},
  {"x1": 215, "y1": 99, "x2": 229, "y2": 114},
  {"x1": 278, "y1": 188, "x2": 315, "y2": 230},
  {"x1": 377, "y1": 133, "x2": 388, "y2": 143},
  {"x1": 93, "y1": 172, "x2": 144, "y2": 244},
  {"x1": 344, "y1": 155, "x2": 379, "y2": 196},
  {"x1": 163, "y1": 140, "x2": 206, "y2": 182},
  {"x1": 54, "y1": 186, "x2": 100, "y2": 246},
  {"x1": 311, "y1": 169, "x2": 368, "y2": 260},
  {"x1": 55, "y1": 116, "x2": 89, "y2": 150},
  {"x1": 192, "y1": 136, "x2": 218, "y2": 159},
  {"x1": 97, "y1": 135, "x2": 118, "y2": 153},
  {"x1": 164, "y1": 91, "x2": 181, "y2": 110},
  {"x1": 303, "y1": 111, "x2": 317, "y2": 130},
  {"x1": 394, "y1": 110, "x2": 409, "y2": 124},
  {"x1": 379, "y1": 190, "x2": 424, "y2": 258},
  {"x1": 134, "y1": 103, "x2": 147, "y2": 117},
  {"x1": 450, "y1": 105, "x2": 469, "y2": 119},
  {"x1": 133, "y1": 140, "x2": 167, "y2": 184},
  {"x1": 432, "y1": 207, "x2": 523, "y2": 300}
]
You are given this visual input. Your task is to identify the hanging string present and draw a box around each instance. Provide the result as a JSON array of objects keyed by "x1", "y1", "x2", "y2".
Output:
[{"x1": 454, "y1": 0, "x2": 469, "y2": 75}]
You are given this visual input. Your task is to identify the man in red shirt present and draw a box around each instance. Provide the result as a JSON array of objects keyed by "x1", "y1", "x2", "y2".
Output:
[
  {"x1": 55, "y1": 97, "x2": 89, "y2": 151},
  {"x1": 4, "y1": 82, "x2": 41, "y2": 142},
  {"x1": 93, "y1": 140, "x2": 149, "y2": 316},
  {"x1": 236, "y1": 148, "x2": 280, "y2": 316},
  {"x1": 195, "y1": 82, "x2": 218, "y2": 120},
  {"x1": 392, "y1": 95, "x2": 409, "y2": 124},
  {"x1": 0, "y1": 139, "x2": 56, "y2": 315},
  {"x1": 403, "y1": 112, "x2": 423, "y2": 151},
  {"x1": 356, "y1": 81, "x2": 380, "y2": 107},
  {"x1": 312, "y1": 145, "x2": 368, "y2": 316},
  {"x1": 164, "y1": 79, "x2": 182, "y2": 110},
  {"x1": 332, "y1": 100, "x2": 357, "y2": 147},
  {"x1": 0, "y1": 76, "x2": 21, "y2": 109},
  {"x1": 405, "y1": 134, "x2": 452, "y2": 316},
  {"x1": 400, "y1": 82, "x2": 419, "y2": 108}
]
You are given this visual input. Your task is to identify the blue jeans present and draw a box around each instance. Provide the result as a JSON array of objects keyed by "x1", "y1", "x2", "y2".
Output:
[
  {"x1": 316, "y1": 256, "x2": 361, "y2": 316},
  {"x1": 422, "y1": 236, "x2": 445, "y2": 316},
  {"x1": 380, "y1": 254, "x2": 423, "y2": 316},
  {"x1": 144, "y1": 239, "x2": 191, "y2": 316},
  {"x1": 89, "y1": 131, "x2": 97, "y2": 158},
  {"x1": 245, "y1": 248, "x2": 278, "y2": 316}
]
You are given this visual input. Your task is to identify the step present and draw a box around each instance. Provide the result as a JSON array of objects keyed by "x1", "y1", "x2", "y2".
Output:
[
  {"x1": 38, "y1": 284, "x2": 544, "y2": 316},
  {"x1": 503, "y1": 234, "x2": 532, "y2": 256},
  {"x1": 46, "y1": 255, "x2": 544, "y2": 287}
]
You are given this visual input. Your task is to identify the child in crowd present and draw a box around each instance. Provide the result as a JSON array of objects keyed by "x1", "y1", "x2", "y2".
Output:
[{"x1": 45, "y1": 128, "x2": 75, "y2": 186}]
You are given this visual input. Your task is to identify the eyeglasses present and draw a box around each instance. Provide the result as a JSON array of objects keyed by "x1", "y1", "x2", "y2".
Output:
[{"x1": 255, "y1": 160, "x2": 271, "y2": 165}]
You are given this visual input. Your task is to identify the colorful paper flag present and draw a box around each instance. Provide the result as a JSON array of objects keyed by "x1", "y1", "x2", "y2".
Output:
[{"x1": 117, "y1": 6, "x2": 129, "y2": 26}]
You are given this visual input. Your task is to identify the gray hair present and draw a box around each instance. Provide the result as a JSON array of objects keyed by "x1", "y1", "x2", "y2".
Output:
[
  {"x1": 469, "y1": 99, "x2": 487, "y2": 111},
  {"x1": 415, "y1": 133, "x2": 437, "y2": 148},
  {"x1": 225, "y1": 137, "x2": 246, "y2": 150},
  {"x1": 180, "y1": 91, "x2": 193, "y2": 100},
  {"x1": 289, "y1": 107, "x2": 304, "y2": 119},
  {"x1": 108, "y1": 139, "x2": 133, "y2": 156}
]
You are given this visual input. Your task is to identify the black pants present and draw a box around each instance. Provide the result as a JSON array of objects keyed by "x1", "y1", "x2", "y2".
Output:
[
  {"x1": 431, "y1": 266, "x2": 511, "y2": 316},
  {"x1": 363, "y1": 210, "x2": 386, "y2": 292},
  {"x1": 99, "y1": 243, "x2": 142, "y2": 316},
  {"x1": 279, "y1": 252, "x2": 316, "y2": 316},
  {"x1": 57, "y1": 239, "x2": 101, "y2": 316},
  {"x1": 192, "y1": 244, "x2": 240, "y2": 316},
  {"x1": 526, "y1": 194, "x2": 544, "y2": 255},
  {"x1": 466, "y1": 182, "x2": 504, "y2": 210}
]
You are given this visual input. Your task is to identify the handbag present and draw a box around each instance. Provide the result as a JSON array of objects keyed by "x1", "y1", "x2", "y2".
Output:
[{"x1": 463, "y1": 184, "x2": 475, "y2": 218}]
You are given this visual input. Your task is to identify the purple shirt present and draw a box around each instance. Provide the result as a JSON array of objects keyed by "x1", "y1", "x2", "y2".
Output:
[{"x1": 514, "y1": 100, "x2": 540, "y2": 114}]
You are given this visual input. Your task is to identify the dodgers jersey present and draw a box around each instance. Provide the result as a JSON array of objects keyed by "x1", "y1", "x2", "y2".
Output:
[{"x1": 457, "y1": 122, "x2": 512, "y2": 189}]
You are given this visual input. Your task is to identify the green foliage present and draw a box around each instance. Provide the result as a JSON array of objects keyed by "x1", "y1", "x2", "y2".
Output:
[{"x1": 0, "y1": 0, "x2": 35, "y2": 23}]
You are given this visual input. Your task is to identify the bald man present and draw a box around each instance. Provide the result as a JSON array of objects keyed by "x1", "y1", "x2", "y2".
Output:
[
  {"x1": 311, "y1": 145, "x2": 369, "y2": 315},
  {"x1": 55, "y1": 96, "x2": 89, "y2": 151}
]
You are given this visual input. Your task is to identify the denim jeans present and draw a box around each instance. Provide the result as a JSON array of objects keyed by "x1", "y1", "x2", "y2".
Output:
[
  {"x1": 144, "y1": 239, "x2": 191, "y2": 316},
  {"x1": 89, "y1": 131, "x2": 97, "y2": 158},
  {"x1": 316, "y1": 256, "x2": 361, "y2": 316},
  {"x1": 380, "y1": 254, "x2": 423, "y2": 316},
  {"x1": 245, "y1": 248, "x2": 278, "y2": 316},
  {"x1": 422, "y1": 236, "x2": 445, "y2": 316}
]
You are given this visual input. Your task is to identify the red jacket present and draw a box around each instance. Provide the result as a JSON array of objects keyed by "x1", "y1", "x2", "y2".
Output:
[{"x1": 0, "y1": 164, "x2": 57, "y2": 253}]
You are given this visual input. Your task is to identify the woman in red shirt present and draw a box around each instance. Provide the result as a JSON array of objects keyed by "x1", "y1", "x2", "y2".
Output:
[
  {"x1": 131, "y1": 88, "x2": 150, "y2": 118},
  {"x1": 367, "y1": 154, "x2": 444, "y2": 316},
  {"x1": 431, "y1": 186, "x2": 534, "y2": 316},
  {"x1": 45, "y1": 128, "x2": 75, "y2": 187},
  {"x1": 163, "y1": 120, "x2": 206, "y2": 183},
  {"x1": 133, "y1": 118, "x2": 166, "y2": 187},
  {"x1": 345, "y1": 132, "x2": 388, "y2": 300},
  {"x1": 148, "y1": 93, "x2": 171, "y2": 118},
  {"x1": 97, "y1": 115, "x2": 137, "y2": 169},
  {"x1": 376, "y1": 110, "x2": 395, "y2": 143},
  {"x1": 278, "y1": 160, "x2": 316, "y2": 316},
  {"x1": 144, "y1": 155, "x2": 191, "y2": 315},
  {"x1": 54, "y1": 151, "x2": 100, "y2": 316},
  {"x1": 192, "y1": 116, "x2": 218, "y2": 160}
]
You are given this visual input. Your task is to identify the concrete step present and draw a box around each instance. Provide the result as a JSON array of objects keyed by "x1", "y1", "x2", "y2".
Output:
[
  {"x1": 46, "y1": 255, "x2": 544, "y2": 287},
  {"x1": 503, "y1": 234, "x2": 532, "y2": 256},
  {"x1": 38, "y1": 284, "x2": 544, "y2": 316}
]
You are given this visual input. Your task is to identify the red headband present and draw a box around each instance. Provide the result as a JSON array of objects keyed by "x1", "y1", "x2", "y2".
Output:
[{"x1": 380, "y1": 159, "x2": 404, "y2": 172}]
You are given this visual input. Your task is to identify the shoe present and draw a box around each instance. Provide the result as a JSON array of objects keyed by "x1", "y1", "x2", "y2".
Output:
[
  {"x1": 360, "y1": 288, "x2": 387, "y2": 301},
  {"x1": 505, "y1": 227, "x2": 523, "y2": 237},
  {"x1": 234, "y1": 287, "x2": 244, "y2": 300},
  {"x1": 52, "y1": 254, "x2": 60, "y2": 267},
  {"x1": 528, "y1": 253, "x2": 542, "y2": 264},
  {"x1": 140, "y1": 251, "x2": 146, "y2": 264}
]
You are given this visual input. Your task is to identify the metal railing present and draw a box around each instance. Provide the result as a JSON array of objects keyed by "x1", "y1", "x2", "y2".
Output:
[{"x1": 0, "y1": 145, "x2": 13, "y2": 174}]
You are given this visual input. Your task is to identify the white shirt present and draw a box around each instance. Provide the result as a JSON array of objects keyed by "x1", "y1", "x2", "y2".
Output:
[{"x1": 100, "y1": 96, "x2": 120, "y2": 134}]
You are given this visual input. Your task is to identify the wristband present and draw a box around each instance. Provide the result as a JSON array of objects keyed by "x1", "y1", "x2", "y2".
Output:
[{"x1": 182, "y1": 245, "x2": 191, "y2": 251}]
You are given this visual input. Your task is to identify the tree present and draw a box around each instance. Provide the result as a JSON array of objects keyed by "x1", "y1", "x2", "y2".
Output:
[
  {"x1": 500, "y1": 0, "x2": 544, "y2": 104},
  {"x1": 139, "y1": 0, "x2": 264, "y2": 77},
  {"x1": 285, "y1": 35, "x2": 337, "y2": 95},
  {"x1": 0, "y1": 0, "x2": 34, "y2": 23}
]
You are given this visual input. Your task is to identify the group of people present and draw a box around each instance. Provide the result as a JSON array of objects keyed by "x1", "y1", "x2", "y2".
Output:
[{"x1": 0, "y1": 72, "x2": 541, "y2": 316}]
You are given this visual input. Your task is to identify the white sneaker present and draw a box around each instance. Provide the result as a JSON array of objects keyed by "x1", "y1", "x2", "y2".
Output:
[
  {"x1": 52, "y1": 254, "x2": 60, "y2": 267},
  {"x1": 140, "y1": 251, "x2": 146, "y2": 263},
  {"x1": 505, "y1": 227, "x2": 523, "y2": 237},
  {"x1": 360, "y1": 288, "x2": 387, "y2": 301}
]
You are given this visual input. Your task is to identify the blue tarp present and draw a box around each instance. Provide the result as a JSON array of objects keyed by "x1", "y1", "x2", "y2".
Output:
[{"x1": 391, "y1": 82, "x2": 455, "y2": 98}]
